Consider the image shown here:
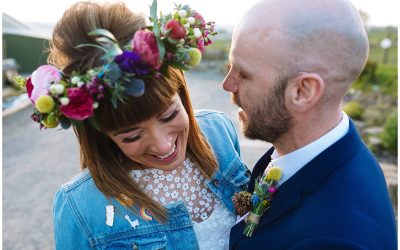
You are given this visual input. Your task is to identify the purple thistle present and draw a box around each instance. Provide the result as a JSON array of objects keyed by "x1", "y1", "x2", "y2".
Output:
[{"x1": 114, "y1": 51, "x2": 150, "y2": 76}]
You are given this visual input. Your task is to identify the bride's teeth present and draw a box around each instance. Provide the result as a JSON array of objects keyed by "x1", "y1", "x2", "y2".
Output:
[{"x1": 156, "y1": 143, "x2": 176, "y2": 159}]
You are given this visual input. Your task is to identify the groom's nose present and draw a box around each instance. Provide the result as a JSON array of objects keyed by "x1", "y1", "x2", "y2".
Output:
[{"x1": 222, "y1": 73, "x2": 238, "y2": 93}]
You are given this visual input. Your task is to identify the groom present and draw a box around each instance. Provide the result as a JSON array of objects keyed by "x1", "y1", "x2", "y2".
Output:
[{"x1": 224, "y1": 0, "x2": 397, "y2": 249}]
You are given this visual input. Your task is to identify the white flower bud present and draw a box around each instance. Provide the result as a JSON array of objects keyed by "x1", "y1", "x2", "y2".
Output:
[
  {"x1": 93, "y1": 102, "x2": 99, "y2": 109},
  {"x1": 53, "y1": 83, "x2": 65, "y2": 94},
  {"x1": 161, "y1": 26, "x2": 167, "y2": 35},
  {"x1": 87, "y1": 69, "x2": 95, "y2": 76},
  {"x1": 178, "y1": 10, "x2": 187, "y2": 17},
  {"x1": 49, "y1": 85, "x2": 57, "y2": 94},
  {"x1": 179, "y1": 39, "x2": 185, "y2": 44},
  {"x1": 71, "y1": 76, "x2": 81, "y2": 84},
  {"x1": 77, "y1": 81, "x2": 85, "y2": 87},
  {"x1": 193, "y1": 28, "x2": 202, "y2": 38},
  {"x1": 184, "y1": 22, "x2": 190, "y2": 29},
  {"x1": 59, "y1": 97, "x2": 70, "y2": 106},
  {"x1": 187, "y1": 17, "x2": 195, "y2": 25}
]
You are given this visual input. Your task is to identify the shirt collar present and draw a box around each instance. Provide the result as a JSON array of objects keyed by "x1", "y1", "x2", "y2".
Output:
[{"x1": 270, "y1": 111, "x2": 350, "y2": 185}]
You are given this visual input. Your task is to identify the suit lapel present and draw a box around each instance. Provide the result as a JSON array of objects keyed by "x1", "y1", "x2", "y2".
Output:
[
  {"x1": 255, "y1": 120, "x2": 362, "y2": 230},
  {"x1": 248, "y1": 147, "x2": 275, "y2": 193}
]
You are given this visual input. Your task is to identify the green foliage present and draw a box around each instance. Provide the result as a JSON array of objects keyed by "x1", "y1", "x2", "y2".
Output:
[
  {"x1": 343, "y1": 101, "x2": 364, "y2": 121},
  {"x1": 367, "y1": 26, "x2": 397, "y2": 66},
  {"x1": 375, "y1": 64, "x2": 398, "y2": 96},
  {"x1": 347, "y1": 26, "x2": 397, "y2": 101},
  {"x1": 353, "y1": 61, "x2": 397, "y2": 97},
  {"x1": 353, "y1": 60, "x2": 377, "y2": 91},
  {"x1": 363, "y1": 104, "x2": 393, "y2": 127},
  {"x1": 207, "y1": 39, "x2": 231, "y2": 54},
  {"x1": 380, "y1": 113, "x2": 398, "y2": 154}
]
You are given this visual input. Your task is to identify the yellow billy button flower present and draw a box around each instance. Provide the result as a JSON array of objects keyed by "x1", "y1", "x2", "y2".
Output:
[
  {"x1": 42, "y1": 113, "x2": 60, "y2": 128},
  {"x1": 266, "y1": 166, "x2": 283, "y2": 181},
  {"x1": 35, "y1": 95, "x2": 55, "y2": 113},
  {"x1": 186, "y1": 48, "x2": 202, "y2": 66}
]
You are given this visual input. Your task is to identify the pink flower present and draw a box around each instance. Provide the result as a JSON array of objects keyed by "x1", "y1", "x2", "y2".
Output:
[
  {"x1": 166, "y1": 52, "x2": 175, "y2": 61},
  {"x1": 268, "y1": 186, "x2": 277, "y2": 194},
  {"x1": 204, "y1": 37, "x2": 212, "y2": 46},
  {"x1": 194, "y1": 12, "x2": 205, "y2": 27},
  {"x1": 132, "y1": 30, "x2": 161, "y2": 69},
  {"x1": 29, "y1": 65, "x2": 61, "y2": 102},
  {"x1": 60, "y1": 87, "x2": 94, "y2": 120},
  {"x1": 26, "y1": 77, "x2": 34, "y2": 103},
  {"x1": 197, "y1": 38, "x2": 205, "y2": 53},
  {"x1": 164, "y1": 19, "x2": 186, "y2": 40}
]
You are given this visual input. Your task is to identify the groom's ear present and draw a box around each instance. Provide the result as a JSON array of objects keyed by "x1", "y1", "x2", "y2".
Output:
[{"x1": 285, "y1": 72, "x2": 325, "y2": 113}]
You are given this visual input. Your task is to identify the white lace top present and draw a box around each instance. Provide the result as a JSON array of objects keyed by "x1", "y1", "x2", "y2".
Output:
[{"x1": 131, "y1": 158, "x2": 236, "y2": 250}]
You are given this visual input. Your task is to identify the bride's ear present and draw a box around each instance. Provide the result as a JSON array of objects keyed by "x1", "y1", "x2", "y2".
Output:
[{"x1": 285, "y1": 73, "x2": 325, "y2": 113}]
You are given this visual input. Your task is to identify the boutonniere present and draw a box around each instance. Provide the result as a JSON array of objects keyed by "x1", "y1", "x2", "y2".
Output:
[{"x1": 232, "y1": 166, "x2": 282, "y2": 237}]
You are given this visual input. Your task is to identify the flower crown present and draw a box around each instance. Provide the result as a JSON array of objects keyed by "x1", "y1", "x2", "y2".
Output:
[{"x1": 16, "y1": 0, "x2": 216, "y2": 129}]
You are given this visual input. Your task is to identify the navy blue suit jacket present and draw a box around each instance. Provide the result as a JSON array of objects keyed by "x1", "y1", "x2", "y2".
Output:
[{"x1": 230, "y1": 120, "x2": 397, "y2": 249}]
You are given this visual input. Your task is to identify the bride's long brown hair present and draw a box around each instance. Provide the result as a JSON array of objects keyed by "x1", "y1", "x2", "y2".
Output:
[{"x1": 48, "y1": 2, "x2": 218, "y2": 222}]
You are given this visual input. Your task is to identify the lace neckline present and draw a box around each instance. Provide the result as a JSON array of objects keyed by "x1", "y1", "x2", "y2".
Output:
[{"x1": 131, "y1": 158, "x2": 217, "y2": 223}]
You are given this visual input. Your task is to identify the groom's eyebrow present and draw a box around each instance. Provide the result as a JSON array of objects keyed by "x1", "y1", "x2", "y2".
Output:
[
  {"x1": 234, "y1": 62, "x2": 251, "y2": 76},
  {"x1": 228, "y1": 55, "x2": 251, "y2": 76}
]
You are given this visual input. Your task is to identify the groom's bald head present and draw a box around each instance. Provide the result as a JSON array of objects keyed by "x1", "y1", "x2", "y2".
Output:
[{"x1": 233, "y1": 0, "x2": 369, "y2": 100}]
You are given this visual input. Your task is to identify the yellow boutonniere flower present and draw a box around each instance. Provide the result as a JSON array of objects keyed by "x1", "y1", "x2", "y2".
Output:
[{"x1": 266, "y1": 166, "x2": 283, "y2": 181}]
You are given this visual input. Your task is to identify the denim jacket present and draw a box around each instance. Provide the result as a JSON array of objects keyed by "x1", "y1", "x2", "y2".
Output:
[{"x1": 53, "y1": 110, "x2": 249, "y2": 249}]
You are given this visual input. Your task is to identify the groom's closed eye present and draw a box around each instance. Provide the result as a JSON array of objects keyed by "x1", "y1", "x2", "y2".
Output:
[
  {"x1": 227, "y1": 62, "x2": 251, "y2": 81},
  {"x1": 237, "y1": 70, "x2": 248, "y2": 80},
  {"x1": 233, "y1": 67, "x2": 250, "y2": 81}
]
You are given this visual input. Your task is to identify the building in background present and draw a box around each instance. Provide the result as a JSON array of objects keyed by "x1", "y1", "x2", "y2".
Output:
[{"x1": 3, "y1": 13, "x2": 51, "y2": 74}]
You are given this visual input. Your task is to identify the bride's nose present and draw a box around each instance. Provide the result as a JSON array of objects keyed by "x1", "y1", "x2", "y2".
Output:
[{"x1": 149, "y1": 131, "x2": 174, "y2": 155}]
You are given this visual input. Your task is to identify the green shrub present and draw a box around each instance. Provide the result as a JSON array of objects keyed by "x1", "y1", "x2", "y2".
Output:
[
  {"x1": 343, "y1": 101, "x2": 364, "y2": 120},
  {"x1": 375, "y1": 64, "x2": 398, "y2": 97},
  {"x1": 363, "y1": 104, "x2": 393, "y2": 127},
  {"x1": 353, "y1": 61, "x2": 398, "y2": 97},
  {"x1": 380, "y1": 113, "x2": 398, "y2": 155}
]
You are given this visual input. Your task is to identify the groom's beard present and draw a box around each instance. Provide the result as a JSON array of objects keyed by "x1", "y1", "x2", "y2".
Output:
[{"x1": 236, "y1": 78, "x2": 292, "y2": 143}]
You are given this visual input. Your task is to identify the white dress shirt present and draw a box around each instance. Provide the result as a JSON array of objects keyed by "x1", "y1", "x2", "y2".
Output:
[{"x1": 269, "y1": 111, "x2": 350, "y2": 185}]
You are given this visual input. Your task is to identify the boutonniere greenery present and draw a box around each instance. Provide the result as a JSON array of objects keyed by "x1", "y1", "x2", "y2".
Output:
[{"x1": 232, "y1": 166, "x2": 282, "y2": 237}]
